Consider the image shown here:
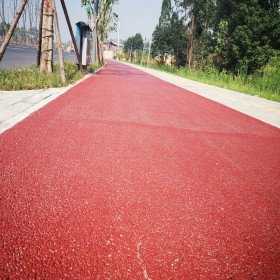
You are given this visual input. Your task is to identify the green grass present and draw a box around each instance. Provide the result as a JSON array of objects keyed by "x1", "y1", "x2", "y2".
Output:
[
  {"x1": 139, "y1": 57, "x2": 280, "y2": 103},
  {"x1": 0, "y1": 62, "x2": 85, "y2": 91},
  {"x1": 88, "y1": 61, "x2": 104, "y2": 73}
]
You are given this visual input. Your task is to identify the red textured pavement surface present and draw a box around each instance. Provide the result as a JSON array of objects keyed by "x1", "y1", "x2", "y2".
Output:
[{"x1": 1, "y1": 61, "x2": 280, "y2": 279}]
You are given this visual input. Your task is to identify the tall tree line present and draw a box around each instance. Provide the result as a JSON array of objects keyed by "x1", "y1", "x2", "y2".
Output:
[
  {"x1": 152, "y1": 0, "x2": 280, "y2": 74},
  {"x1": 0, "y1": 0, "x2": 41, "y2": 45}
]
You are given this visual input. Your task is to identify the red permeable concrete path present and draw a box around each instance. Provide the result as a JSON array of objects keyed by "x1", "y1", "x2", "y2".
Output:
[{"x1": 1, "y1": 61, "x2": 280, "y2": 279}]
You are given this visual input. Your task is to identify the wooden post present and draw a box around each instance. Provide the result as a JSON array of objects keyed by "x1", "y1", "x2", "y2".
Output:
[
  {"x1": 60, "y1": 0, "x2": 83, "y2": 73},
  {"x1": 52, "y1": 0, "x2": 66, "y2": 83},
  {"x1": 37, "y1": 0, "x2": 44, "y2": 67},
  {"x1": 0, "y1": 0, "x2": 28, "y2": 63}
]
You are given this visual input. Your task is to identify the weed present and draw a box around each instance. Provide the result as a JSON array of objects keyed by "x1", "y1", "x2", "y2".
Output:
[{"x1": 0, "y1": 62, "x2": 84, "y2": 91}]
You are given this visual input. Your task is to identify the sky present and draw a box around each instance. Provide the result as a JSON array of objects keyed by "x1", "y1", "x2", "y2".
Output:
[{"x1": 56, "y1": 0, "x2": 163, "y2": 43}]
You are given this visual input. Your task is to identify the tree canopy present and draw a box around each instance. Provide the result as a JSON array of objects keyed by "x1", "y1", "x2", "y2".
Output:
[
  {"x1": 124, "y1": 33, "x2": 144, "y2": 52},
  {"x1": 151, "y1": 0, "x2": 280, "y2": 74},
  {"x1": 152, "y1": 0, "x2": 186, "y2": 66}
]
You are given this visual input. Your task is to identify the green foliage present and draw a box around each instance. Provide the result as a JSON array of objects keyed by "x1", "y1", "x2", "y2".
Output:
[
  {"x1": 213, "y1": 0, "x2": 280, "y2": 73},
  {"x1": 151, "y1": 55, "x2": 280, "y2": 102},
  {"x1": 149, "y1": 0, "x2": 280, "y2": 101},
  {"x1": 81, "y1": 0, "x2": 93, "y2": 6},
  {"x1": 95, "y1": 0, "x2": 119, "y2": 41},
  {"x1": 152, "y1": 0, "x2": 172, "y2": 60},
  {"x1": 159, "y1": 0, "x2": 172, "y2": 26},
  {"x1": 152, "y1": 0, "x2": 185, "y2": 66},
  {"x1": 0, "y1": 62, "x2": 84, "y2": 90},
  {"x1": 123, "y1": 33, "x2": 144, "y2": 62},
  {"x1": 88, "y1": 62, "x2": 104, "y2": 73},
  {"x1": 170, "y1": 11, "x2": 186, "y2": 67},
  {"x1": 124, "y1": 33, "x2": 144, "y2": 52},
  {"x1": 151, "y1": 24, "x2": 171, "y2": 59},
  {"x1": 81, "y1": 0, "x2": 119, "y2": 41}
]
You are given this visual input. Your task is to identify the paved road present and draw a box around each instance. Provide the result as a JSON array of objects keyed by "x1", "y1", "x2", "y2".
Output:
[
  {"x1": 0, "y1": 44, "x2": 76, "y2": 68},
  {"x1": 1, "y1": 61, "x2": 280, "y2": 279}
]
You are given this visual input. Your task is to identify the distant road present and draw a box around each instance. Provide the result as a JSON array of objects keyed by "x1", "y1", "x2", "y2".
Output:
[{"x1": 0, "y1": 44, "x2": 76, "y2": 69}]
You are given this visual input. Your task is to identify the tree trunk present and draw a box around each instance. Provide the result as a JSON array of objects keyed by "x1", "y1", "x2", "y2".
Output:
[
  {"x1": 96, "y1": 26, "x2": 101, "y2": 64},
  {"x1": 21, "y1": 8, "x2": 27, "y2": 44},
  {"x1": 37, "y1": 0, "x2": 44, "y2": 66},
  {"x1": 0, "y1": 0, "x2": 6, "y2": 36},
  {"x1": 40, "y1": 0, "x2": 54, "y2": 74},
  {"x1": 0, "y1": 0, "x2": 28, "y2": 63},
  {"x1": 52, "y1": 0, "x2": 66, "y2": 83},
  {"x1": 187, "y1": 14, "x2": 195, "y2": 69},
  {"x1": 27, "y1": 0, "x2": 34, "y2": 45},
  {"x1": 92, "y1": 0, "x2": 99, "y2": 63}
]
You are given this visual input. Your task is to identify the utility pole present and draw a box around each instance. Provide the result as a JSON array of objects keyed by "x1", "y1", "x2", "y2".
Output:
[
  {"x1": 141, "y1": 37, "x2": 146, "y2": 66},
  {"x1": 117, "y1": 20, "x2": 120, "y2": 52},
  {"x1": 147, "y1": 38, "x2": 152, "y2": 68}
]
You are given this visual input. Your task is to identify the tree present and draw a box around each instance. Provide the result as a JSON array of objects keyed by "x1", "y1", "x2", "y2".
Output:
[
  {"x1": 37, "y1": 0, "x2": 44, "y2": 66},
  {"x1": 81, "y1": 0, "x2": 119, "y2": 63},
  {"x1": 124, "y1": 33, "x2": 144, "y2": 51},
  {"x1": 152, "y1": 0, "x2": 186, "y2": 67},
  {"x1": 95, "y1": 0, "x2": 118, "y2": 63},
  {"x1": 0, "y1": 0, "x2": 28, "y2": 63},
  {"x1": 52, "y1": 0, "x2": 66, "y2": 83},
  {"x1": 81, "y1": 0, "x2": 94, "y2": 62},
  {"x1": 150, "y1": 0, "x2": 279, "y2": 75},
  {"x1": 10, "y1": 0, "x2": 19, "y2": 19},
  {"x1": 175, "y1": 0, "x2": 215, "y2": 69},
  {"x1": 214, "y1": 0, "x2": 280, "y2": 74},
  {"x1": 124, "y1": 33, "x2": 144, "y2": 61},
  {"x1": 159, "y1": 0, "x2": 172, "y2": 26},
  {"x1": 170, "y1": 11, "x2": 186, "y2": 67},
  {"x1": 0, "y1": 0, "x2": 6, "y2": 36},
  {"x1": 152, "y1": 24, "x2": 171, "y2": 63},
  {"x1": 21, "y1": 3, "x2": 27, "y2": 43},
  {"x1": 40, "y1": 0, "x2": 54, "y2": 74},
  {"x1": 26, "y1": 0, "x2": 35, "y2": 44},
  {"x1": 152, "y1": 0, "x2": 173, "y2": 63}
]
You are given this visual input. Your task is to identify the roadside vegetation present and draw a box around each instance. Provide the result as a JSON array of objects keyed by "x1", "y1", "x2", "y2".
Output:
[
  {"x1": 0, "y1": 61, "x2": 103, "y2": 91},
  {"x1": 150, "y1": 56, "x2": 280, "y2": 102},
  {"x1": 88, "y1": 62, "x2": 104, "y2": 73},
  {"x1": 122, "y1": 0, "x2": 280, "y2": 102},
  {"x1": 0, "y1": 0, "x2": 116, "y2": 88}
]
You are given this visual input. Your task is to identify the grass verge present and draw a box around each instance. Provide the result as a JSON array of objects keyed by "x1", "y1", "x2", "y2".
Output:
[
  {"x1": 88, "y1": 62, "x2": 104, "y2": 73},
  {"x1": 0, "y1": 61, "x2": 103, "y2": 91},
  {"x1": 134, "y1": 57, "x2": 280, "y2": 102}
]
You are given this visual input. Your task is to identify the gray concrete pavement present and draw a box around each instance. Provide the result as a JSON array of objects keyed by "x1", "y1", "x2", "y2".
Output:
[{"x1": 0, "y1": 62, "x2": 279, "y2": 135}]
